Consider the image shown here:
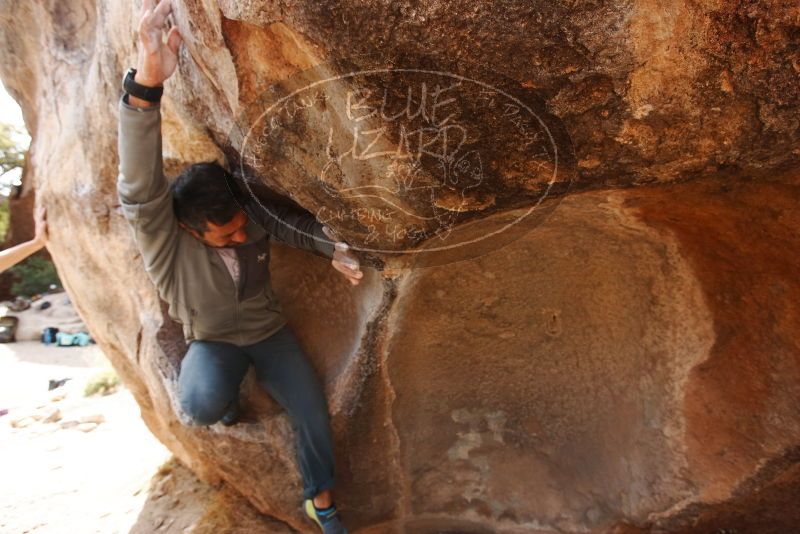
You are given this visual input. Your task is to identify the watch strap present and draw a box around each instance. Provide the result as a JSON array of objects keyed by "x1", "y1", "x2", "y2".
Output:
[{"x1": 122, "y1": 68, "x2": 163, "y2": 103}]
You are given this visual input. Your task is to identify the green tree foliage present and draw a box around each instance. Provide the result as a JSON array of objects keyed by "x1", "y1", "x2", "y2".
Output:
[
  {"x1": 9, "y1": 256, "x2": 61, "y2": 297},
  {"x1": 0, "y1": 122, "x2": 25, "y2": 181},
  {"x1": 0, "y1": 197, "x2": 9, "y2": 242}
]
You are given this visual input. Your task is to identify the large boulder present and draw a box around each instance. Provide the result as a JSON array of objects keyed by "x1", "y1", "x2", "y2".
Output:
[{"x1": 1, "y1": 0, "x2": 798, "y2": 532}]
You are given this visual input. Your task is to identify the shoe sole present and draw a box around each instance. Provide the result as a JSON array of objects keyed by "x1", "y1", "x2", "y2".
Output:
[{"x1": 304, "y1": 499, "x2": 324, "y2": 531}]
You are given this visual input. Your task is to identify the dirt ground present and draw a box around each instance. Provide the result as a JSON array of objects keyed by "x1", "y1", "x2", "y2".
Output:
[{"x1": 0, "y1": 342, "x2": 290, "y2": 534}]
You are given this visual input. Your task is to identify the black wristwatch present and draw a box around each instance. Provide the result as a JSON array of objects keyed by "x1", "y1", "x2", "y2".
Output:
[{"x1": 122, "y1": 67, "x2": 163, "y2": 103}]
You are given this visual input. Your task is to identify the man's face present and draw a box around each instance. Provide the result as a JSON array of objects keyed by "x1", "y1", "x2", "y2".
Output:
[{"x1": 183, "y1": 210, "x2": 249, "y2": 247}]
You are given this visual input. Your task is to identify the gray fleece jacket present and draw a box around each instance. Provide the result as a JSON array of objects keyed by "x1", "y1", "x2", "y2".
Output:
[{"x1": 116, "y1": 95, "x2": 334, "y2": 346}]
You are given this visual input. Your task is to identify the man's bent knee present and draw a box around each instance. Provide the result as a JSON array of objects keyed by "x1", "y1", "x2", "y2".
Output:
[{"x1": 179, "y1": 390, "x2": 227, "y2": 426}]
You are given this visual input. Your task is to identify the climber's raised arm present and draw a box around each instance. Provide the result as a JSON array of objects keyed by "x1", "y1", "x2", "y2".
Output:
[
  {"x1": 116, "y1": 0, "x2": 183, "y2": 290},
  {"x1": 117, "y1": 0, "x2": 364, "y2": 286}
]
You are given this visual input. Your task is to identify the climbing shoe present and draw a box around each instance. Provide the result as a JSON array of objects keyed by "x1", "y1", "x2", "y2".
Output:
[{"x1": 303, "y1": 499, "x2": 347, "y2": 534}]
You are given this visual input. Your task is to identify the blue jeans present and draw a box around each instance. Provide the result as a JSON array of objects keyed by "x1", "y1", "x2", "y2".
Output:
[{"x1": 178, "y1": 325, "x2": 335, "y2": 500}]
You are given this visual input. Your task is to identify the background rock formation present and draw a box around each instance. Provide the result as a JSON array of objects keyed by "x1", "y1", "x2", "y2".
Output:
[{"x1": 1, "y1": 0, "x2": 799, "y2": 532}]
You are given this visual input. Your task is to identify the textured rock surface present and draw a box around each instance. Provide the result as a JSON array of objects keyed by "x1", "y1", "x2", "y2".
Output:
[{"x1": 1, "y1": 0, "x2": 799, "y2": 532}]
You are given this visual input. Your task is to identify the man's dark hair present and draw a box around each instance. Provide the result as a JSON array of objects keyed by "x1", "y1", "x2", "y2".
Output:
[{"x1": 170, "y1": 161, "x2": 242, "y2": 234}]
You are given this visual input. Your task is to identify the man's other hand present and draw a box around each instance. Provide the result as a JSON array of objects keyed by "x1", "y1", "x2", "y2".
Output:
[
  {"x1": 136, "y1": 0, "x2": 182, "y2": 87},
  {"x1": 322, "y1": 226, "x2": 363, "y2": 286}
]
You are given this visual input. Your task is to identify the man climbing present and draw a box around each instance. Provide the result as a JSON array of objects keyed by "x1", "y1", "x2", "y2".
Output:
[{"x1": 117, "y1": 1, "x2": 361, "y2": 532}]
